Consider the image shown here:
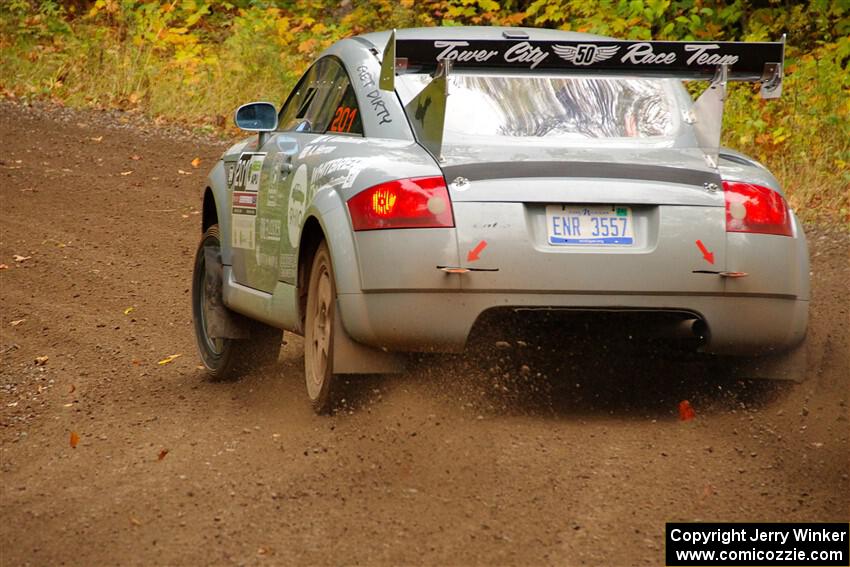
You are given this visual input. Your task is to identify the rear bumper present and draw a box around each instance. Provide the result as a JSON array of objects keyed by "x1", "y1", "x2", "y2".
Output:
[{"x1": 337, "y1": 291, "x2": 808, "y2": 356}]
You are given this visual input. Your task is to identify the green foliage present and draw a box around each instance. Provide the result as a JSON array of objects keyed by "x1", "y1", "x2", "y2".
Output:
[{"x1": 0, "y1": 0, "x2": 847, "y2": 223}]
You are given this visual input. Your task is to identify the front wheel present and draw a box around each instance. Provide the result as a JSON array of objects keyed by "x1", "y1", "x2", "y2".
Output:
[
  {"x1": 192, "y1": 225, "x2": 282, "y2": 379},
  {"x1": 304, "y1": 241, "x2": 340, "y2": 414}
]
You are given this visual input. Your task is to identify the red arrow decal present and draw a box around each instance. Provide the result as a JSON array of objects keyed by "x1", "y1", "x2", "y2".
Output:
[
  {"x1": 695, "y1": 240, "x2": 715, "y2": 265},
  {"x1": 467, "y1": 240, "x2": 488, "y2": 262}
]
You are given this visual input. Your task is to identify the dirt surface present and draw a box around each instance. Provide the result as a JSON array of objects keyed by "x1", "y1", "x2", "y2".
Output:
[{"x1": 1, "y1": 100, "x2": 848, "y2": 567}]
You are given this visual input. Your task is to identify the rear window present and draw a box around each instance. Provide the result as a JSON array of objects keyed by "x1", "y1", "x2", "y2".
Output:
[{"x1": 397, "y1": 74, "x2": 678, "y2": 142}]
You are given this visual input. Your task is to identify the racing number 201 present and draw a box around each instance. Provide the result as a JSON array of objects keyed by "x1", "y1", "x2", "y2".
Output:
[{"x1": 329, "y1": 106, "x2": 358, "y2": 133}]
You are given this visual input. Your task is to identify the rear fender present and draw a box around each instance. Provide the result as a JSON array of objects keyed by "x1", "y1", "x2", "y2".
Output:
[
  {"x1": 300, "y1": 190, "x2": 361, "y2": 296},
  {"x1": 299, "y1": 197, "x2": 404, "y2": 374}
]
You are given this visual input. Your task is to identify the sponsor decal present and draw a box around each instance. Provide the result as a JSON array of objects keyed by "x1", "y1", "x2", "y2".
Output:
[
  {"x1": 620, "y1": 42, "x2": 679, "y2": 65},
  {"x1": 434, "y1": 41, "x2": 499, "y2": 64},
  {"x1": 286, "y1": 164, "x2": 308, "y2": 247},
  {"x1": 404, "y1": 39, "x2": 763, "y2": 72},
  {"x1": 504, "y1": 41, "x2": 549, "y2": 68},
  {"x1": 684, "y1": 43, "x2": 740, "y2": 66},
  {"x1": 256, "y1": 251, "x2": 277, "y2": 268},
  {"x1": 230, "y1": 152, "x2": 266, "y2": 191},
  {"x1": 259, "y1": 218, "x2": 281, "y2": 242},
  {"x1": 244, "y1": 154, "x2": 265, "y2": 192},
  {"x1": 231, "y1": 214, "x2": 255, "y2": 250},
  {"x1": 310, "y1": 157, "x2": 365, "y2": 197},
  {"x1": 279, "y1": 252, "x2": 297, "y2": 280},
  {"x1": 230, "y1": 153, "x2": 265, "y2": 251},
  {"x1": 231, "y1": 191, "x2": 257, "y2": 215},
  {"x1": 553, "y1": 43, "x2": 620, "y2": 65},
  {"x1": 297, "y1": 143, "x2": 336, "y2": 160}
]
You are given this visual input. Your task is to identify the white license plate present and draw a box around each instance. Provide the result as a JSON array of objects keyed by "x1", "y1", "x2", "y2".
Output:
[{"x1": 546, "y1": 205, "x2": 634, "y2": 246}]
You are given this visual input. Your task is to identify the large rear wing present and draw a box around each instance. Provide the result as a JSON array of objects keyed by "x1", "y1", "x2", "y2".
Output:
[{"x1": 379, "y1": 32, "x2": 785, "y2": 167}]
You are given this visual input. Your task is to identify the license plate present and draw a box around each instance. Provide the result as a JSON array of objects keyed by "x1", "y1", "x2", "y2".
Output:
[{"x1": 546, "y1": 205, "x2": 634, "y2": 246}]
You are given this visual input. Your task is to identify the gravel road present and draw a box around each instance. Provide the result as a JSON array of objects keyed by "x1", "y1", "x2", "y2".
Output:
[{"x1": 1, "y1": 100, "x2": 847, "y2": 566}]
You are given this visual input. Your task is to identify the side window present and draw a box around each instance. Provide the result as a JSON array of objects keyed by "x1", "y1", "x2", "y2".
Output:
[
  {"x1": 317, "y1": 60, "x2": 363, "y2": 136},
  {"x1": 277, "y1": 63, "x2": 324, "y2": 132},
  {"x1": 277, "y1": 58, "x2": 363, "y2": 135}
]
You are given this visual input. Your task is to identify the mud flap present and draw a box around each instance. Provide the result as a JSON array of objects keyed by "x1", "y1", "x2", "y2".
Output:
[
  {"x1": 726, "y1": 341, "x2": 809, "y2": 382},
  {"x1": 332, "y1": 300, "x2": 405, "y2": 374},
  {"x1": 203, "y1": 246, "x2": 250, "y2": 340}
]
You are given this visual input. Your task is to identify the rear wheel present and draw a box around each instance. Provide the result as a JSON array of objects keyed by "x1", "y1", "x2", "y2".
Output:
[
  {"x1": 192, "y1": 225, "x2": 282, "y2": 379},
  {"x1": 304, "y1": 241, "x2": 340, "y2": 414}
]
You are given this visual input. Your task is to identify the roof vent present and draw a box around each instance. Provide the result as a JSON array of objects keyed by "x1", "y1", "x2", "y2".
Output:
[{"x1": 502, "y1": 30, "x2": 529, "y2": 40}]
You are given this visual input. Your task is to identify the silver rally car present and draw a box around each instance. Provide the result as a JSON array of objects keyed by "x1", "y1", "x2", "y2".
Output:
[{"x1": 192, "y1": 26, "x2": 809, "y2": 413}]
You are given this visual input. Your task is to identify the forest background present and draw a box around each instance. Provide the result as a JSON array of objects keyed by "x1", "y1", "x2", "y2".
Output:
[{"x1": 1, "y1": 0, "x2": 847, "y2": 224}]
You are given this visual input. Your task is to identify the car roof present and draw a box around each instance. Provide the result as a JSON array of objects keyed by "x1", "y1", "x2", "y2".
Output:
[{"x1": 356, "y1": 26, "x2": 611, "y2": 55}]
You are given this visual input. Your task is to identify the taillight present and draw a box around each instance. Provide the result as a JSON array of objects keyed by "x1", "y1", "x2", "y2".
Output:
[
  {"x1": 723, "y1": 181, "x2": 793, "y2": 237},
  {"x1": 347, "y1": 176, "x2": 454, "y2": 231}
]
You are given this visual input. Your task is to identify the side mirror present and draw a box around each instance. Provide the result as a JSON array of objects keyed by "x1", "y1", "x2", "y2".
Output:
[{"x1": 234, "y1": 102, "x2": 278, "y2": 132}]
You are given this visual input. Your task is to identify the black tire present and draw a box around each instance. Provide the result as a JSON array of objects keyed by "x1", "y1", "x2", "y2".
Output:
[
  {"x1": 304, "y1": 240, "x2": 340, "y2": 414},
  {"x1": 192, "y1": 225, "x2": 282, "y2": 379}
]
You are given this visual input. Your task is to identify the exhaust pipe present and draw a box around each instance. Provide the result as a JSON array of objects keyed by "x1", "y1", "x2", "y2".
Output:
[{"x1": 643, "y1": 318, "x2": 707, "y2": 340}]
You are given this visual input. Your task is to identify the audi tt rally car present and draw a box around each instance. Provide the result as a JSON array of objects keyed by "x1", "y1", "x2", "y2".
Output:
[{"x1": 191, "y1": 26, "x2": 809, "y2": 413}]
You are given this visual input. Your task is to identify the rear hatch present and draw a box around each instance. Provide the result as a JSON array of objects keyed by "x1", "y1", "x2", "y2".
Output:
[{"x1": 442, "y1": 147, "x2": 728, "y2": 294}]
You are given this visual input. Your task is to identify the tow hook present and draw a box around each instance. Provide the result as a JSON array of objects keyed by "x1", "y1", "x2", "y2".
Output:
[
  {"x1": 692, "y1": 270, "x2": 749, "y2": 278},
  {"x1": 437, "y1": 266, "x2": 500, "y2": 273}
]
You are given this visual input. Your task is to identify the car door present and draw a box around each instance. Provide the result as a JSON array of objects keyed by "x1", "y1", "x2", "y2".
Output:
[
  {"x1": 273, "y1": 58, "x2": 365, "y2": 288},
  {"x1": 237, "y1": 58, "x2": 362, "y2": 292}
]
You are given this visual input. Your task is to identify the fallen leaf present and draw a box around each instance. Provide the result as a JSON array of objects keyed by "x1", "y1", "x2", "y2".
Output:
[
  {"x1": 257, "y1": 547, "x2": 269, "y2": 556},
  {"x1": 70, "y1": 431, "x2": 80, "y2": 448},
  {"x1": 191, "y1": 157, "x2": 202, "y2": 168},
  {"x1": 678, "y1": 400, "x2": 696, "y2": 421},
  {"x1": 7, "y1": 401, "x2": 18, "y2": 407},
  {"x1": 0, "y1": 264, "x2": 9, "y2": 269},
  {"x1": 91, "y1": 135, "x2": 103, "y2": 142},
  {"x1": 120, "y1": 170, "x2": 133, "y2": 176},
  {"x1": 13, "y1": 255, "x2": 31, "y2": 262},
  {"x1": 34, "y1": 355, "x2": 49, "y2": 366},
  {"x1": 131, "y1": 359, "x2": 142, "y2": 366},
  {"x1": 181, "y1": 214, "x2": 189, "y2": 219},
  {"x1": 123, "y1": 306, "x2": 134, "y2": 315},
  {"x1": 69, "y1": 384, "x2": 76, "y2": 394},
  {"x1": 157, "y1": 353, "x2": 182, "y2": 365},
  {"x1": 158, "y1": 449, "x2": 169, "y2": 461},
  {"x1": 177, "y1": 169, "x2": 191, "y2": 175},
  {"x1": 10, "y1": 319, "x2": 25, "y2": 326},
  {"x1": 129, "y1": 517, "x2": 141, "y2": 526},
  {"x1": 63, "y1": 403, "x2": 74, "y2": 408},
  {"x1": 130, "y1": 154, "x2": 141, "y2": 161}
]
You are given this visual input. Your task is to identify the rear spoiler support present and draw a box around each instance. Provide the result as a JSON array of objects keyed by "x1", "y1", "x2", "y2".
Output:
[
  {"x1": 692, "y1": 64, "x2": 728, "y2": 169},
  {"x1": 379, "y1": 32, "x2": 785, "y2": 165},
  {"x1": 403, "y1": 58, "x2": 452, "y2": 160}
]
